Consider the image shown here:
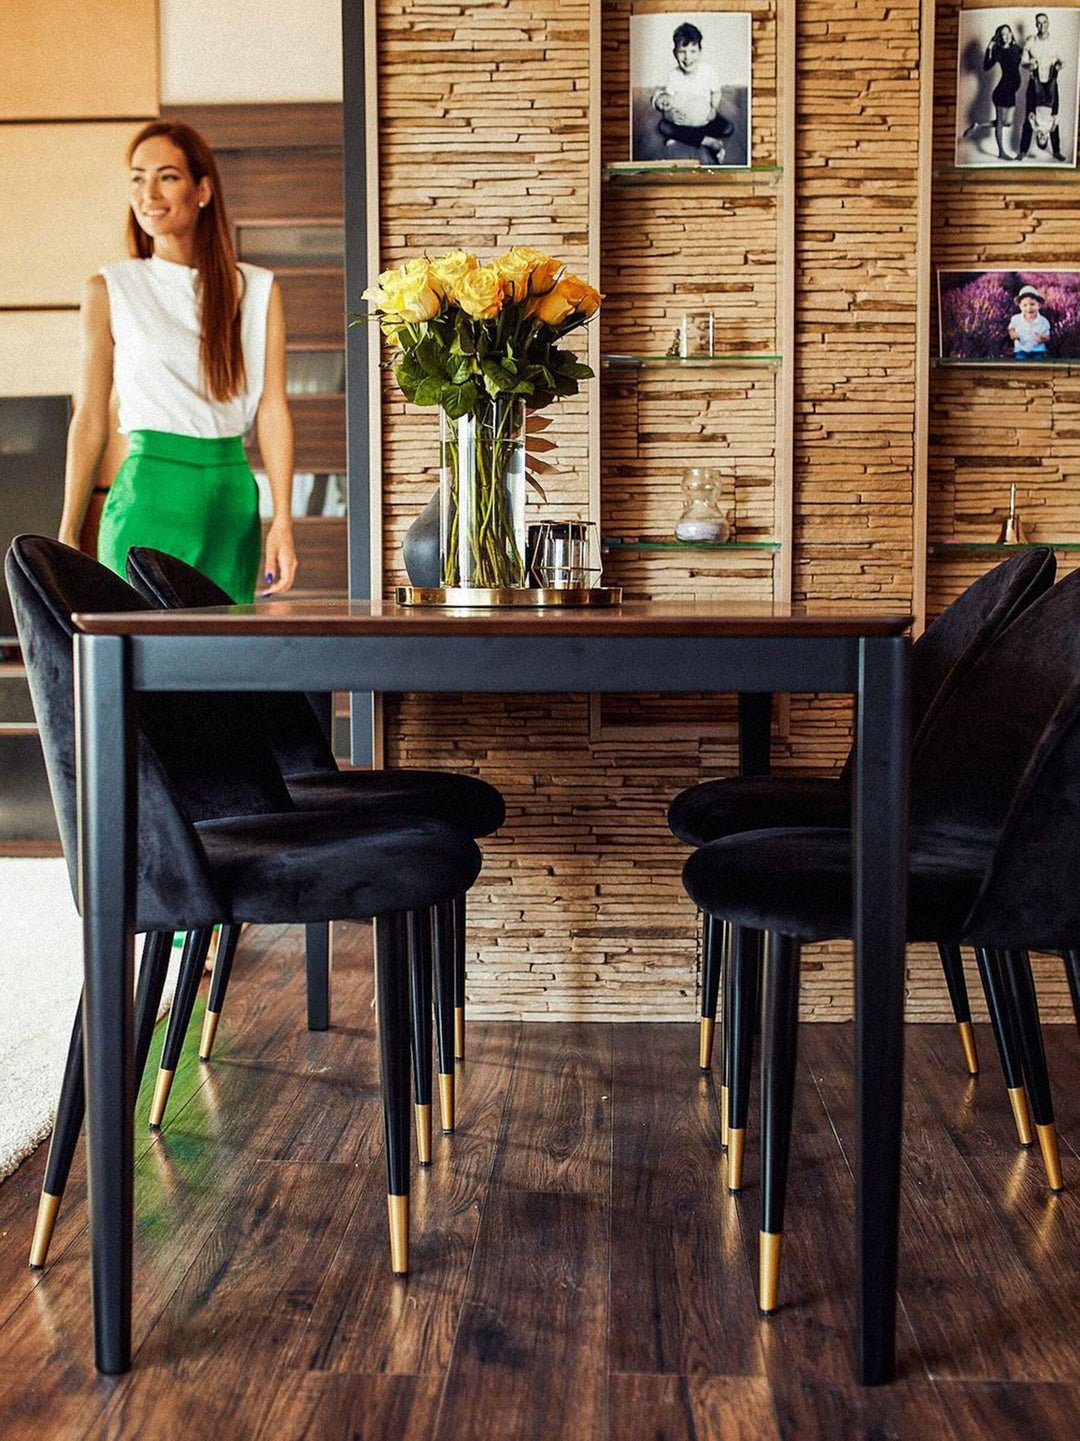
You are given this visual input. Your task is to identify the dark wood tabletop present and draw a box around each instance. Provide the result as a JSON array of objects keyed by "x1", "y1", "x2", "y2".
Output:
[{"x1": 75, "y1": 596, "x2": 914, "y2": 639}]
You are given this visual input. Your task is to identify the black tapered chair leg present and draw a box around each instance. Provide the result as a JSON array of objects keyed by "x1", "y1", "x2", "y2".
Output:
[
  {"x1": 1061, "y1": 949, "x2": 1080, "y2": 1039},
  {"x1": 305, "y1": 921, "x2": 331, "y2": 1031},
  {"x1": 938, "y1": 942, "x2": 979, "y2": 1075},
  {"x1": 30, "y1": 931, "x2": 174, "y2": 1268},
  {"x1": 149, "y1": 929, "x2": 213, "y2": 1129},
  {"x1": 375, "y1": 911, "x2": 413, "y2": 1275},
  {"x1": 727, "y1": 924, "x2": 762, "y2": 1191},
  {"x1": 721, "y1": 920, "x2": 735, "y2": 1151},
  {"x1": 199, "y1": 925, "x2": 241, "y2": 1061},
  {"x1": 974, "y1": 945, "x2": 1033, "y2": 1146},
  {"x1": 700, "y1": 913, "x2": 723, "y2": 1072},
  {"x1": 1000, "y1": 948, "x2": 1064, "y2": 1191},
  {"x1": 432, "y1": 901, "x2": 456, "y2": 1133},
  {"x1": 759, "y1": 932, "x2": 801, "y2": 1314},
  {"x1": 452, "y1": 893, "x2": 466, "y2": 1061},
  {"x1": 407, "y1": 909, "x2": 435, "y2": 1164}
]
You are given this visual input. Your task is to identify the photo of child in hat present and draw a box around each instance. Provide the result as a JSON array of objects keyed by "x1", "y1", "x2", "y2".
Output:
[
  {"x1": 938, "y1": 268, "x2": 1080, "y2": 361},
  {"x1": 1009, "y1": 284, "x2": 1052, "y2": 356}
]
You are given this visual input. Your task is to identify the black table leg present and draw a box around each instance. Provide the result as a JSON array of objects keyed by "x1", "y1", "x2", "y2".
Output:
[
  {"x1": 738, "y1": 692, "x2": 772, "y2": 777},
  {"x1": 853, "y1": 635, "x2": 909, "y2": 1385},
  {"x1": 305, "y1": 922, "x2": 332, "y2": 1030},
  {"x1": 76, "y1": 634, "x2": 136, "y2": 1375}
]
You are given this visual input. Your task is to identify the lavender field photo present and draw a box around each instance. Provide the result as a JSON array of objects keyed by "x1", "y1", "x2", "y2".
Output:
[{"x1": 937, "y1": 268, "x2": 1080, "y2": 360}]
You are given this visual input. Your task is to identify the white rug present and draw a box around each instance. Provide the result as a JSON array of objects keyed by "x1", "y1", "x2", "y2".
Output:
[{"x1": 0, "y1": 860, "x2": 178, "y2": 1183}]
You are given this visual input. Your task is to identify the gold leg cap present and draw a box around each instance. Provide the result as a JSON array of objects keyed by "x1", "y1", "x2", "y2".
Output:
[
  {"x1": 1036, "y1": 1122, "x2": 1065, "y2": 1192},
  {"x1": 1008, "y1": 1085, "x2": 1034, "y2": 1147},
  {"x1": 699, "y1": 1015, "x2": 715, "y2": 1072},
  {"x1": 415, "y1": 1103, "x2": 432, "y2": 1165},
  {"x1": 388, "y1": 1193, "x2": 409, "y2": 1275},
  {"x1": 438, "y1": 1071, "x2": 455, "y2": 1133},
  {"x1": 720, "y1": 1083, "x2": 730, "y2": 1151},
  {"x1": 29, "y1": 1191, "x2": 62, "y2": 1269},
  {"x1": 728, "y1": 1128, "x2": 745, "y2": 1192},
  {"x1": 199, "y1": 1009, "x2": 220, "y2": 1062},
  {"x1": 148, "y1": 1068, "x2": 175, "y2": 1129},
  {"x1": 454, "y1": 1006, "x2": 465, "y2": 1062},
  {"x1": 759, "y1": 1231, "x2": 783, "y2": 1314},
  {"x1": 957, "y1": 1020, "x2": 979, "y2": 1076}
]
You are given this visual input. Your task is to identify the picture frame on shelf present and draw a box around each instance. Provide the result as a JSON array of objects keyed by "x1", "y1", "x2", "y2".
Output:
[
  {"x1": 937, "y1": 267, "x2": 1080, "y2": 361},
  {"x1": 629, "y1": 11, "x2": 752, "y2": 168},
  {"x1": 679, "y1": 310, "x2": 715, "y2": 357},
  {"x1": 954, "y1": 7, "x2": 1080, "y2": 167}
]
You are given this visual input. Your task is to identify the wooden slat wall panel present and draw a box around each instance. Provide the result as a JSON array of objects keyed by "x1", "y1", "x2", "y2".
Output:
[
  {"x1": 375, "y1": 0, "x2": 1071, "y2": 1022},
  {"x1": 248, "y1": 395, "x2": 346, "y2": 474}
]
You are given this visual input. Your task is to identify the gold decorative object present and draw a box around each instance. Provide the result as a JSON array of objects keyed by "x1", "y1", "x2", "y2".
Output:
[
  {"x1": 996, "y1": 483, "x2": 1031, "y2": 544},
  {"x1": 395, "y1": 585, "x2": 622, "y2": 607}
]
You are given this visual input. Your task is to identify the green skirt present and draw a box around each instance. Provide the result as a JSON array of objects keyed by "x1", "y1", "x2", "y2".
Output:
[{"x1": 97, "y1": 430, "x2": 263, "y2": 603}]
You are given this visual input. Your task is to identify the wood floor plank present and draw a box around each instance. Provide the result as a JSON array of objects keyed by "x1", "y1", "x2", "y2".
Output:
[
  {"x1": 934, "y1": 1380, "x2": 1080, "y2": 1441},
  {"x1": 257, "y1": 1373, "x2": 445, "y2": 1441},
  {"x1": 608, "y1": 1023, "x2": 766, "y2": 1378},
  {"x1": 433, "y1": 1189, "x2": 609, "y2": 1441},
  {"x1": 609, "y1": 1375, "x2": 779, "y2": 1441},
  {"x1": 85, "y1": 1161, "x2": 368, "y2": 1440},
  {"x1": 808, "y1": 1025, "x2": 1080, "y2": 1382},
  {"x1": 490, "y1": 1022, "x2": 613, "y2": 1194},
  {"x1": 293, "y1": 1021, "x2": 521, "y2": 1376}
]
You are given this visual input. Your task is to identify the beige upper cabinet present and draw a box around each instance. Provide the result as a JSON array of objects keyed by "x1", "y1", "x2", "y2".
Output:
[{"x1": 2, "y1": 0, "x2": 158, "y2": 121}]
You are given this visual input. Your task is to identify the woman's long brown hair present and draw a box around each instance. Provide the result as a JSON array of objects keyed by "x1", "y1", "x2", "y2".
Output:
[{"x1": 126, "y1": 120, "x2": 246, "y2": 402}]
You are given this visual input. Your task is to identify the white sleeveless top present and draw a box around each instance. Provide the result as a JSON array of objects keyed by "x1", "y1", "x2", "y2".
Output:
[{"x1": 101, "y1": 257, "x2": 274, "y2": 438}]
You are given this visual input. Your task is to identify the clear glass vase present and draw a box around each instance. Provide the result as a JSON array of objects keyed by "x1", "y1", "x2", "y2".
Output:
[{"x1": 439, "y1": 396, "x2": 527, "y2": 589}]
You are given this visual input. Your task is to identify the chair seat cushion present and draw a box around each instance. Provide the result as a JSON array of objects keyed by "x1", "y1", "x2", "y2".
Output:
[
  {"x1": 682, "y1": 826, "x2": 990, "y2": 943},
  {"x1": 193, "y1": 811, "x2": 482, "y2": 925},
  {"x1": 668, "y1": 775, "x2": 849, "y2": 848},
  {"x1": 285, "y1": 768, "x2": 505, "y2": 839}
]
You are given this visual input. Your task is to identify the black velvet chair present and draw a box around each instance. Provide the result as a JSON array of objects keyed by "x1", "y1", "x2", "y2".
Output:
[
  {"x1": 669, "y1": 548, "x2": 1056, "y2": 1170},
  {"x1": 8, "y1": 535, "x2": 483, "y2": 1279},
  {"x1": 681, "y1": 560, "x2": 1080, "y2": 1315},
  {"x1": 124, "y1": 546, "x2": 505, "y2": 1144}
]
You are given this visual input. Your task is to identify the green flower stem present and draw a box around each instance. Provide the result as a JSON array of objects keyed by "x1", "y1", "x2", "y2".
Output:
[{"x1": 441, "y1": 397, "x2": 525, "y2": 588}]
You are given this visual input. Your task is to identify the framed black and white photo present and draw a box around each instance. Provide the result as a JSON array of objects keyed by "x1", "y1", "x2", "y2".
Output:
[
  {"x1": 629, "y1": 11, "x2": 752, "y2": 167},
  {"x1": 938, "y1": 267, "x2": 1080, "y2": 360},
  {"x1": 955, "y1": 8, "x2": 1080, "y2": 166}
]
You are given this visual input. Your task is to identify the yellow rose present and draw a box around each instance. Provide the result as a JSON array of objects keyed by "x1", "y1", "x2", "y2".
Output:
[
  {"x1": 429, "y1": 249, "x2": 478, "y2": 299},
  {"x1": 364, "y1": 261, "x2": 442, "y2": 322},
  {"x1": 453, "y1": 265, "x2": 508, "y2": 320},
  {"x1": 556, "y1": 272, "x2": 604, "y2": 318},
  {"x1": 495, "y1": 246, "x2": 561, "y2": 303}
]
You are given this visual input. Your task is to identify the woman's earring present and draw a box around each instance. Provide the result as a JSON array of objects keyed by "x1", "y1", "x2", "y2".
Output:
[{"x1": 198, "y1": 200, "x2": 206, "y2": 209}]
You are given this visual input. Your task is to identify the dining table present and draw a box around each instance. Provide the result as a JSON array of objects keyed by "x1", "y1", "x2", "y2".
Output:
[{"x1": 71, "y1": 596, "x2": 912, "y2": 1385}]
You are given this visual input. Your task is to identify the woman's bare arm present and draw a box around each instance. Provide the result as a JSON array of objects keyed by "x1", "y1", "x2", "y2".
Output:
[
  {"x1": 59, "y1": 275, "x2": 114, "y2": 547},
  {"x1": 254, "y1": 281, "x2": 298, "y2": 594}
]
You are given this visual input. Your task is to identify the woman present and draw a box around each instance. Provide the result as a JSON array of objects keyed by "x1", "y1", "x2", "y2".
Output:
[
  {"x1": 963, "y1": 24, "x2": 1023, "y2": 161},
  {"x1": 58, "y1": 120, "x2": 297, "y2": 600}
]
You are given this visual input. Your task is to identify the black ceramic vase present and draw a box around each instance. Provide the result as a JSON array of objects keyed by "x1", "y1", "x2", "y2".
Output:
[{"x1": 402, "y1": 489, "x2": 441, "y2": 588}]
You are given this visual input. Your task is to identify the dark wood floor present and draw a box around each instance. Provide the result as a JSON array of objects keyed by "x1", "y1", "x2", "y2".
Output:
[{"x1": 3, "y1": 926, "x2": 1080, "y2": 1439}]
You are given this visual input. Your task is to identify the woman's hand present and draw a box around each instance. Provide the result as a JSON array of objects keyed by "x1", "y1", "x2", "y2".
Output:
[
  {"x1": 58, "y1": 526, "x2": 81, "y2": 550},
  {"x1": 260, "y1": 516, "x2": 298, "y2": 595}
]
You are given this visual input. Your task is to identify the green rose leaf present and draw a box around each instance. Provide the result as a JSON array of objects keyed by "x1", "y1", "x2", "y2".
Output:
[{"x1": 414, "y1": 376, "x2": 446, "y2": 407}]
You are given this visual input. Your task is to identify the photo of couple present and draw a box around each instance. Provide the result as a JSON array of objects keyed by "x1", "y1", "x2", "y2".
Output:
[
  {"x1": 629, "y1": 11, "x2": 752, "y2": 168},
  {"x1": 955, "y1": 7, "x2": 1080, "y2": 166}
]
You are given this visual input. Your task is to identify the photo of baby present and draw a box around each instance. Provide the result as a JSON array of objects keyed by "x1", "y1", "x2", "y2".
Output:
[
  {"x1": 630, "y1": 11, "x2": 752, "y2": 167},
  {"x1": 937, "y1": 269, "x2": 1080, "y2": 360}
]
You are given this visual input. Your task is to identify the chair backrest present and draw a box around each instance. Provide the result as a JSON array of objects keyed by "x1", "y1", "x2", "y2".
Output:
[
  {"x1": 5, "y1": 536, "x2": 291, "y2": 927},
  {"x1": 839, "y1": 547, "x2": 1056, "y2": 782},
  {"x1": 962, "y1": 672, "x2": 1080, "y2": 949},
  {"x1": 126, "y1": 546, "x2": 338, "y2": 779},
  {"x1": 912, "y1": 561, "x2": 1080, "y2": 840}
]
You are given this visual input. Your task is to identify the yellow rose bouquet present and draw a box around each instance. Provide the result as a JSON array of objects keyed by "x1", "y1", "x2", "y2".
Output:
[{"x1": 359, "y1": 248, "x2": 603, "y2": 590}]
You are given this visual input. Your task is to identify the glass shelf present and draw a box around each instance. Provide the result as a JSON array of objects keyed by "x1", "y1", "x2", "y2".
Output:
[
  {"x1": 933, "y1": 357, "x2": 1080, "y2": 370},
  {"x1": 933, "y1": 165, "x2": 1079, "y2": 184},
  {"x1": 602, "y1": 353, "x2": 781, "y2": 370},
  {"x1": 931, "y1": 541, "x2": 1080, "y2": 553},
  {"x1": 604, "y1": 162, "x2": 782, "y2": 186},
  {"x1": 602, "y1": 538, "x2": 780, "y2": 552}
]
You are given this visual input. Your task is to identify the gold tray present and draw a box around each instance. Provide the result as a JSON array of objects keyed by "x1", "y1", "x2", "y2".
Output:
[{"x1": 395, "y1": 585, "x2": 623, "y2": 608}]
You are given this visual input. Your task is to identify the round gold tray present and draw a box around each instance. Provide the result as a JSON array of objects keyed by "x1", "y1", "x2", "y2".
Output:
[{"x1": 395, "y1": 585, "x2": 623, "y2": 608}]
